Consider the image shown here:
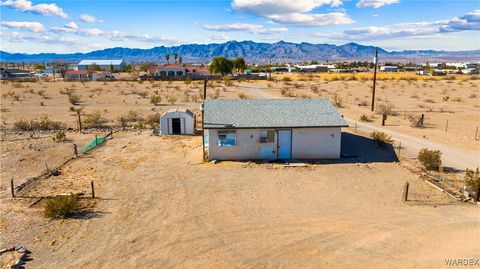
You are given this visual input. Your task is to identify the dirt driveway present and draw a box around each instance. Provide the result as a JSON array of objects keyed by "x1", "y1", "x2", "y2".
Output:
[{"x1": 7, "y1": 133, "x2": 474, "y2": 269}]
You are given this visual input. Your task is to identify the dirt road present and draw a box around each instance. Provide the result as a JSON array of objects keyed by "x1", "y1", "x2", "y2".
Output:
[{"x1": 238, "y1": 83, "x2": 480, "y2": 170}]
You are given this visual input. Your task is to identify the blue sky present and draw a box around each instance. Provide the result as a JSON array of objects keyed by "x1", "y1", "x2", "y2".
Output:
[{"x1": 1, "y1": 0, "x2": 479, "y2": 53}]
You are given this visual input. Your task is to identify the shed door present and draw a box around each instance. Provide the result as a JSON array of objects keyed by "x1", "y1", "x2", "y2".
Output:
[
  {"x1": 172, "y1": 118, "x2": 181, "y2": 134},
  {"x1": 277, "y1": 130, "x2": 292, "y2": 159}
]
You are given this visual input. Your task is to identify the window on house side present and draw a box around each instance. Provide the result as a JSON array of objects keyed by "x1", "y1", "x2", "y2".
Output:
[
  {"x1": 259, "y1": 130, "x2": 275, "y2": 143},
  {"x1": 218, "y1": 130, "x2": 236, "y2": 147}
]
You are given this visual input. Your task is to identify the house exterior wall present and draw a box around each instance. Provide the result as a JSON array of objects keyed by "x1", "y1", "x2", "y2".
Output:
[
  {"x1": 78, "y1": 62, "x2": 126, "y2": 71},
  {"x1": 291, "y1": 128, "x2": 341, "y2": 159},
  {"x1": 160, "y1": 111, "x2": 195, "y2": 135},
  {"x1": 207, "y1": 127, "x2": 341, "y2": 161},
  {"x1": 156, "y1": 68, "x2": 186, "y2": 76}
]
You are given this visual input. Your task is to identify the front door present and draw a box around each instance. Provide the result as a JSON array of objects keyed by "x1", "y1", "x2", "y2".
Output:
[
  {"x1": 171, "y1": 118, "x2": 181, "y2": 134},
  {"x1": 277, "y1": 130, "x2": 292, "y2": 159}
]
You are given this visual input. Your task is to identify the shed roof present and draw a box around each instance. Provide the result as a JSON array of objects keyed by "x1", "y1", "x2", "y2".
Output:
[
  {"x1": 162, "y1": 108, "x2": 194, "y2": 117},
  {"x1": 204, "y1": 99, "x2": 348, "y2": 129},
  {"x1": 78, "y1": 60, "x2": 125, "y2": 66}
]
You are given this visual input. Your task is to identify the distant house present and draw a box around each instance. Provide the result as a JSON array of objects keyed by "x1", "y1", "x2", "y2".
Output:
[
  {"x1": 149, "y1": 64, "x2": 210, "y2": 79},
  {"x1": 432, "y1": 70, "x2": 447, "y2": 76},
  {"x1": 64, "y1": 70, "x2": 89, "y2": 80},
  {"x1": 160, "y1": 108, "x2": 195, "y2": 135},
  {"x1": 380, "y1": 66, "x2": 398, "y2": 72},
  {"x1": 461, "y1": 68, "x2": 480, "y2": 75},
  {"x1": 0, "y1": 68, "x2": 32, "y2": 80},
  {"x1": 204, "y1": 99, "x2": 347, "y2": 161},
  {"x1": 77, "y1": 60, "x2": 126, "y2": 71},
  {"x1": 296, "y1": 65, "x2": 329, "y2": 73}
]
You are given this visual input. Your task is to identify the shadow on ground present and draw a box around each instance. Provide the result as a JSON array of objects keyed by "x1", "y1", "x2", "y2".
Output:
[{"x1": 339, "y1": 132, "x2": 399, "y2": 163}]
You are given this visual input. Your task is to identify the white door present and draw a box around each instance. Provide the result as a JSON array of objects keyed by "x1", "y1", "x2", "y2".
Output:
[{"x1": 278, "y1": 130, "x2": 292, "y2": 159}]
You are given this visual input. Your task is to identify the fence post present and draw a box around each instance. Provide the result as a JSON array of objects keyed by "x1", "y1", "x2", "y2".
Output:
[
  {"x1": 475, "y1": 126, "x2": 478, "y2": 140},
  {"x1": 95, "y1": 134, "x2": 98, "y2": 146},
  {"x1": 91, "y1": 181, "x2": 95, "y2": 198},
  {"x1": 354, "y1": 122, "x2": 357, "y2": 133},
  {"x1": 398, "y1": 141, "x2": 401, "y2": 159},
  {"x1": 475, "y1": 185, "x2": 480, "y2": 203},
  {"x1": 445, "y1": 119, "x2": 448, "y2": 132},
  {"x1": 73, "y1": 144, "x2": 78, "y2": 157},
  {"x1": 382, "y1": 114, "x2": 387, "y2": 126},
  {"x1": 45, "y1": 162, "x2": 49, "y2": 174},
  {"x1": 403, "y1": 182, "x2": 409, "y2": 202},
  {"x1": 10, "y1": 178, "x2": 15, "y2": 198}
]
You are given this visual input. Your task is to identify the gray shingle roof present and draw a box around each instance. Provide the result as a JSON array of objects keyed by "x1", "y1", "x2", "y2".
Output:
[{"x1": 204, "y1": 99, "x2": 348, "y2": 129}]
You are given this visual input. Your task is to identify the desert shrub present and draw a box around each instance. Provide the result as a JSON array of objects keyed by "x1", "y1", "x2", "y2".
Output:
[
  {"x1": 358, "y1": 100, "x2": 368, "y2": 107},
  {"x1": 209, "y1": 88, "x2": 220, "y2": 99},
  {"x1": 68, "y1": 94, "x2": 81, "y2": 105},
  {"x1": 14, "y1": 116, "x2": 65, "y2": 131},
  {"x1": 370, "y1": 131, "x2": 393, "y2": 147},
  {"x1": 310, "y1": 85, "x2": 318, "y2": 93},
  {"x1": 44, "y1": 194, "x2": 79, "y2": 218},
  {"x1": 424, "y1": 98, "x2": 435, "y2": 103},
  {"x1": 452, "y1": 97, "x2": 463, "y2": 102},
  {"x1": 331, "y1": 93, "x2": 343, "y2": 108},
  {"x1": 376, "y1": 103, "x2": 396, "y2": 116},
  {"x1": 469, "y1": 93, "x2": 477, "y2": 98},
  {"x1": 13, "y1": 119, "x2": 31, "y2": 130},
  {"x1": 442, "y1": 96, "x2": 450, "y2": 101},
  {"x1": 281, "y1": 76, "x2": 292, "y2": 82},
  {"x1": 137, "y1": 90, "x2": 148, "y2": 98},
  {"x1": 417, "y1": 148, "x2": 442, "y2": 170},
  {"x1": 238, "y1": 92, "x2": 248, "y2": 99},
  {"x1": 166, "y1": 95, "x2": 177, "y2": 105},
  {"x1": 53, "y1": 131, "x2": 67, "y2": 142},
  {"x1": 125, "y1": 110, "x2": 142, "y2": 122},
  {"x1": 359, "y1": 114, "x2": 373, "y2": 122},
  {"x1": 223, "y1": 76, "x2": 233, "y2": 86},
  {"x1": 464, "y1": 168, "x2": 480, "y2": 196},
  {"x1": 185, "y1": 77, "x2": 193, "y2": 85},
  {"x1": 150, "y1": 95, "x2": 162, "y2": 106},
  {"x1": 83, "y1": 110, "x2": 107, "y2": 128},
  {"x1": 145, "y1": 113, "x2": 161, "y2": 127}
]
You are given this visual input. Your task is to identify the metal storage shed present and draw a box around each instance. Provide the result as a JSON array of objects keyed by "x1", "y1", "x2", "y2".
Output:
[{"x1": 160, "y1": 108, "x2": 195, "y2": 135}]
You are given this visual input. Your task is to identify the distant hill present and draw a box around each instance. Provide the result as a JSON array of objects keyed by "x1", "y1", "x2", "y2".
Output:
[{"x1": 1, "y1": 41, "x2": 479, "y2": 63}]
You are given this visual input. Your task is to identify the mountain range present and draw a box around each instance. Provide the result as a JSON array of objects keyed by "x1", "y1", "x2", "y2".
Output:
[{"x1": 1, "y1": 41, "x2": 479, "y2": 63}]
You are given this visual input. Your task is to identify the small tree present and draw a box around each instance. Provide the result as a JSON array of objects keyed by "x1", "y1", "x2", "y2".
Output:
[
  {"x1": 165, "y1": 54, "x2": 170, "y2": 64},
  {"x1": 417, "y1": 148, "x2": 442, "y2": 170},
  {"x1": 465, "y1": 168, "x2": 480, "y2": 195},
  {"x1": 209, "y1": 56, "x2": 234, "y2": 76},
  {"x1": 233, "y1": 57, "x2": 247, "y2": 74},
  {"x1": 68, "y1": 94, "x2": 81, "y2": 105}
]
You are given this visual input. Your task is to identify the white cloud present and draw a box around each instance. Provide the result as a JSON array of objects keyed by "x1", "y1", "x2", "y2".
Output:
[
  {"x1": 203, "y1": 23, "x2": 288, "y2": 34},
  {"x1": 109, "y1": 30, "x2": 179, "y2": 44},
  {"x1": 356, "y1": 0, "x2": 399, "y2": 8},
  {"x1": 231, "y1": 0, "x2": 353, "y2": 26},
  {"x1": 1, "y1": 21, "x2": 45, "y2": 32},
  {"x1": 0, "y1": 0, "x2": 68, "y2": 18},
  {"x1": 79, "y1": 14, "x2": 103, "y2": 23},
  {"x1": 65, "y1": 22, "x2": 78, "y2": 30},
  {"x1": 312, "y1": 10, "x2": 480, "y2": 41},
  {"x1": 208, "y1": 33, "x2": 230, "y2": 41}
]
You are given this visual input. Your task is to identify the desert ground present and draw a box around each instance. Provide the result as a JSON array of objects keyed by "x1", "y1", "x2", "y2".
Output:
[{"x1": 1, "y1": 74, "x2": 479, "y2": 268}]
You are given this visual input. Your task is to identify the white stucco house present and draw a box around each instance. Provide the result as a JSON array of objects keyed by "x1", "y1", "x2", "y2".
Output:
[
  {"x1": 203, "y1": 99, "x2": 348, "y2": 161},
  {"x1": 160, "y1": 108, "x2": 195, "y2": 135},
  {"x1": 77, "y1": 60, "x2": 126, "y2": 71}
]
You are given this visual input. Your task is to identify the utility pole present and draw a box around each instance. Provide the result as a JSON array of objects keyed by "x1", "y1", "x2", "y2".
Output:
[
  {"x1": 202, "y1": 79, "x2": 207, "y2": 161},
  {"x1": 269, "y1": 58, "x2": 272, "y2": 81},
  {"x1": 371, "y1": 47, "x2": 378, "y2": 112}
]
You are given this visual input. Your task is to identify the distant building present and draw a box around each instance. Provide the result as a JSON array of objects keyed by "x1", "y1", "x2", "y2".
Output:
[
  {"x1": 160, "y1": 108, "x2": 196, "y2": 135},
  {"x1": 77, "y1": 60, "x2": 126, "y2": 71},
  {"x1": 461, "y1": 68, "x2": 480, "y2": 75},
  {"x1": 380, "y1": 66, "x2": 398, "y2": 72},
  {"x1": 295, "y1": 65, "x2": 329, "y2": 73},
  {"x1": 204, "y1": 99, "x2": 347, "y2": 161},
  {"x1": 0, "y1": 68, "x2": 32, "y2": 80},
  {"x1": 432, "y1": 70, "x2": 447, "y2": 76},
  {"x1": 64, "y1": 70, "x2": 89, "y2": 80},
  {"x1": 149, "y1": 64, "x2": 210, "y2": 79}
]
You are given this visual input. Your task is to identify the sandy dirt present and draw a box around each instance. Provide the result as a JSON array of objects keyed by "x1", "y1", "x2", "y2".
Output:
[{"x1": 1, "y1": 132, "x2": 479, "y2": 268}]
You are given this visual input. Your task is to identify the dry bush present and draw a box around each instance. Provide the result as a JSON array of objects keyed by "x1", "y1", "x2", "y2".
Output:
[
  {"x1": 370, "y1": 131, "x2": 393, "y2": 147},
  {"x1": 417, "y1": 148, "x2": 442, "y2": 171},
  {"x1": 238, "y1": 92, "x2": 248, "y2": 99},
  {"x1": 310, "y1": 85, "x2": 318, "y2": 93},
  {"x1": 83, "y1": 110, "x2": 108, "y2": 128},
  {"x1": 376, "y1": 103, "x2": 396, "y2": 116},
  {"x1": 53, "y1": 130, "x2": 67, "y2": 142},
  {"x1": 125, "y1": 110, "x2": 143, "y2": 122},
  {"x1": 223, "y1": 76, "x2": 233, "y2": 86},
  {"x1": 424, "y1": 98, "x2": 436, "y2": 103},
  {"x1": 452, "y1": 97, "x2": 463, "y2": 102},
  {"x1": 68, "y1": 94, "x2": 81, "y2": 105},
  {"x1": 358, "y1": 100, "x2": 368, "y2": 107},
  {"x1": 166, "y1": 95, "x2": 177, "y2": 105},
  {"x1": 14, "y1": 115, "x2": 65, "y2": 131},
  {"x1": 464, "y1": 168, "x2": 480, "y2": 196},
  {"x1": 44, "y1": 194, "x2": 79, "y2": 219},
  {"x1": 209, "y1": 88, "x2": 221, "y2": 99},
  {"x1": 150, "y1": 95, "x2": 162, "y2": 106},
  {"x1": 331, "y1": 93, "x2": 343, "y2": 108},
  {"x1": 281, "y1": 76, "x2": 292, "y2": 82},
  {"x1": 442, "y1": 96, "x2": 450, "y2": 101},
  {"x1": 145, "y1": 113, "x2": 161, "y2": 127},
  {"x1": 359, "y1": 114, "x2": 373, "y2": 122}
]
